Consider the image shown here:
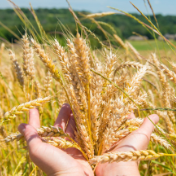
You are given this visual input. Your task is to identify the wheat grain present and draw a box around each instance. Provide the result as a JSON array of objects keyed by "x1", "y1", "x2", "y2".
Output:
[
  {"x1": 151, "y1": 53, "x2": 175, "y2": 124},
  {"x1": 89, "y1": 150, "x2": 163, "y2": 164},
  {"x1": 9, "y1": 50, "x2": 24, "y2": 88},
  {"x1": 34, "y1": 80, "x2": 42, "y2": 98},
  {"x1": 42, "y1": 137, "x2": 76, "y2": 149},
  {"x1": 150, "y1": 133, "x2": 171, "y2": 149},
  {"x1": 3, "y1": 97, "x2": 50, "y2": 121},
  {"x1": 31, "y1": 39, "x2": 61, "y2": 82},
  {"x1": 4, "y1": 125, "x2": 69, "y2": 143},
  {"x1": 161, "y1": 64, "x2": 176, "y2": 84},
  {"x1": 22, "y1": 35, "x2": 35, "y2": 79},
  {"x1": 53, "y1": 39, "x2": 70, "y2": 78},
  {"x1": 73, "y1": 33, "x2": 91, "y2": 96},
  {"x1": 44, "y1": 71, "x2": 52, "y2": 96}
]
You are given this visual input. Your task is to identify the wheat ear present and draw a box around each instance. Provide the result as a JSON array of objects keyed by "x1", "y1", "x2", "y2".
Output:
[
  {"x1": 53, "y1": 39, "x2": 70, "y2": 77},
  {"x1": 22, "y1": 35, "x2": 35, "y2": 79},
  {"x1": 115, "y1": 61, "x2": 144, "y2": 74},
  {"x1": 42, "y1": 137, "x2": 76, "y2": 149},
  {"x1": 125, "y1": 118, "x2": 166, "y2": 135},
  {"x1": 89, "y1": 150, "x2": 163, "y2": 164},
  {"x1": 69, "y1": 88, "x2": 94, "y2": 159},
  {"x1": 151, "y1": 53, "x2": 175, "y2": 125},
  {"x1": 67, "y1": 38, "x2": 87, "y2": 112},
  {"x1": 150, "y1": 133, "x2": 171, "y2": 149},
  {"x1": 44, "y1": 71, "x2": 52, "y2": 96},
  {"x1": 103, "y1": 129, "x2": 130, "y2": 151},
  {"x1": 34, "y1": 80, "x2": 42, "y2": 98},
  {"x1": 31, "y1": 39, "x2": 61, "y2": 82},
  {"x1": 73, "y1": 33, "x2": 91, "y2": 94},
  {"x1": 4, "y1": 125, "x2": 71, "y2": 143},
  {"x1": 126, "y1": 65, "x2": 147, "y2": 98},
  {"x1": 9, "y1": 50, "x2": 24, "y2": 88},
  {"x1": 3, "y1": 97, "x2": 50, "y2": 121},
  {"x1": 160, "y1": 64, "x2": 176, "y2": 84},
  {"x1": 42, "y1": 137, "x2": 88, "y2": 159}
]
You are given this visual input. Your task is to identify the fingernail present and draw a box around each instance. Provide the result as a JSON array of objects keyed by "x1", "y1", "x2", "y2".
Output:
[{"x1": 18, "y1": 123, "x2": 27, "y2": 134}]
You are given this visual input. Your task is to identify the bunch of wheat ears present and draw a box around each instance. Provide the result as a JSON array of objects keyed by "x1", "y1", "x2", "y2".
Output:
[{"x1": 1, "y1": 31, "x2": 176, "y2": 175}]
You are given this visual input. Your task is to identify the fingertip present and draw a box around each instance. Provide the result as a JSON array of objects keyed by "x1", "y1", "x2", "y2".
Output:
[
  {"x1": 54, "y1": 103, "x2": 72, "y2": 131},
  {"x1": 18, "y1": 123, "x2": 27, "y2": 135},
  {"x1": 148, "y1": 114, "x2": 159, "y2": 124},
  {"x1": 29, "y1": 108, "x2": 39, "y2": 117},
  {"x1": 19, "y1": 124, "x2": 42, "y2": 147},
  {"x1": 142, "y1": 114, "x2": 159, "y2": 127},
  {"x1": 61, "y1": 103, "x2": 72, "y2": 114},
  {"x1": 138, "y1": 114, "x2": 159, "y2": 138},
  {"x1": 62, "y1": 103, "x2": 71, "y2": 108},
  {"x1": 128, "y1": 113, "x2": 135, "y2": 119},
  {"x1": 29, "y1": 108, "x2": 40, "y2": 129},
  {"x1": 65, "y1": 113, "x2": 76, "y2": 139}
]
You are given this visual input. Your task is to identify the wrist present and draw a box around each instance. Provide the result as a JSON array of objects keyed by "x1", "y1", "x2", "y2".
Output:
[{"x1": 95, "y1": 161, "x2": 140, "y2": 176}]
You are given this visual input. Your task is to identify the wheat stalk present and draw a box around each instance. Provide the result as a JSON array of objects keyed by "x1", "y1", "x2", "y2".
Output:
[
  {"x1": 126, "y1": 41, "x2": 142, "y2": 61},
  {"x1": 85, "y1": 12, "x2": 116, "y2": 19}
]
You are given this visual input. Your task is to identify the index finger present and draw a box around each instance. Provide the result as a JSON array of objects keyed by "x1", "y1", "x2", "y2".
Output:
[
  {"x1": 54, "y1": 103, "x2": 71, "y2": 131},
  {"x1": 29, "y1": 108, "x2": 40, "y2": 129}
]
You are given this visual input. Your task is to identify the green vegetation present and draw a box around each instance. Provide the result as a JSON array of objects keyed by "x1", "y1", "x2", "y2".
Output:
[
  {"x1": 130, "y1": 40, "x2": 176, "y2": 51},
  {"x1": 1, "y1": 8, "x2": 176, "y2": 49}
]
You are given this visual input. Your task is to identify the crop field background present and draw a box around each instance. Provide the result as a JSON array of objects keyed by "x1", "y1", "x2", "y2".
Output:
[{"x1": 1, "y1": 0, "x2": 176, "y2": 176}]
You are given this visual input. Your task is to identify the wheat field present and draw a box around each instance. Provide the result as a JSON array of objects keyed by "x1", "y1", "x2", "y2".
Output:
[{"x1": 0, "y1": 1, "x2": 176, "y2": 176}]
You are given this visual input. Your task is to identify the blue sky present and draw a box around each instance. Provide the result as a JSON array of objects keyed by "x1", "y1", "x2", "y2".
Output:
[{"x1": 1, "y1": 0, "x2": 176, "y2": 15}]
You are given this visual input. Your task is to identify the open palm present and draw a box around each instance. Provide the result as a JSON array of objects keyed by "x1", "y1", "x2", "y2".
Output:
[
  {"x1": 95, "y1": 113, "x2": 159, "y2": 176},
  {"x1": 18, "y1": 104, "x2": 93, "y2": 176},
  {"x1": 18, "y1": 104, "x2": 159, "y2": 176}
]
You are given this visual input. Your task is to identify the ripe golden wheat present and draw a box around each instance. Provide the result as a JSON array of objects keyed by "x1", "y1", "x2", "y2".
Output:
[{"x1": 1, "y1": 30, "x2": 176, "y2": 175}]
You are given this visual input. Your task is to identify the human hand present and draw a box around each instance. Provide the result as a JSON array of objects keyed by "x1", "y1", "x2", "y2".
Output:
[
  {"x1": 95, "y1": 113, "x2": 159, "y2": 176},
  {"x1": 18, "y1": 104, "x2": 94, "y2": 176}
]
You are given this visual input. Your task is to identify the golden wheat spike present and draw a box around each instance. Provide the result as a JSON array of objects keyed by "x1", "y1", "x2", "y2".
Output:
[
  {"x1": 53, "y1": 39, "x2": 70, "y2": 77},
  {"x1": 3, "y1": 97, "x2": 50, "y2": 121},
  {"x1": 9, "y1": 49, "x2": 25, "y2": 88},
  {"x1": 89, "y1": 150, "x2": 163, "y2": 164},
  {"x1": 42, "y1": 137, "x2": 75, "y2": 149},
  {"x1": 22, "y1": 35, "x2": 35, "y2": 79},
  {"x1": 31, "y1": 39, "x2": 61, "y2": 82},
  {"x1": 3, "y1": 125, "x2": 69, "y2": 143}
]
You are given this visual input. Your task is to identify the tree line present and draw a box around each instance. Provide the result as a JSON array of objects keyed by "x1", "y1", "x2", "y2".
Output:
[{"x1": 0, "y1": 8, "x2": 176, "y2": 48}]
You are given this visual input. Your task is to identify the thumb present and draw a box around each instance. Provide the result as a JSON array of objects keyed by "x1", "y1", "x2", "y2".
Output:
[
  {"x1": 138, "y1": 114, "x2": 159, "y2": 139},
  {"x1": 18, "y1": 123, "x2": 42, "y2": 149}
]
